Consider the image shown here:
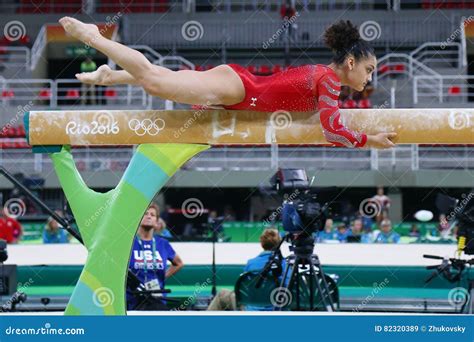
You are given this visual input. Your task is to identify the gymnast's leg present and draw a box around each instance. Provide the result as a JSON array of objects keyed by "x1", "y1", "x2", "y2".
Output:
[{"x1": 59, "y1": 17, "x2": 245, "y2": 106}]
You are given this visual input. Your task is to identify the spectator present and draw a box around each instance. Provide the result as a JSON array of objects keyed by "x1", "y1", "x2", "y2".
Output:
[
  {"x1": 127, "y1": 203, "x2": 184, "y2": 310},
  {"x1": 80, "y1": 57, "x2": 97, "y2": 105},
  {"x1": 0, "y1": 208, "x2": 22, "y2": 244},
  {"x1": 335, "y1": 223, "x2": 352, "y2": 243},
  {"x1": 43, "y1": 210, "x2": 69, "y2": 244},
  {"x1": 207, "y1": 228, "x2": 286, "y2": 311},
  {"x1": 348, "y1": 218, "x2": 372, "y2": 243},
  {"x1": 316, "y1": 218, "x2": 336, "y2": 242},
  {"x1": 374, "y1": 219, "x2": 400, "y2": 244},
  {"x1": 372, "y1": 186, "x2": 391, "y2": 224}
]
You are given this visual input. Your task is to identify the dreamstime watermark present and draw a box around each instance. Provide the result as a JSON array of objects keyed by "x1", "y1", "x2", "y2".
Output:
[
  {"x1": 3, "y1": 198, "x2": 27, "y2": 219},
  {"x1": 173, "y1": 278, "x2": 212, "y2": 311},
  {"x1": 443, "y1": 191, "x2": 474, "y2": 225},
  {"x1": 359, "y1": 21, "x2": 381, "y2": 41},
  {"x1": 1, "y1": 101, "x2": 33, "y2": 136},
  {"x1": 353, "y1": 278, "x2": 390, "y2": 312},
  {"x1": 92, "y1": 287, "x2": 115, "y2": 308},
  {"x1": 2, "y1": 278, "x2": 34, "y2": 311},
  {"x1": 263, "y1": 189, "x2": 300, "y2": 226},
  {"x1": 359, "y1": 198, "x2": 381, "y2": 218},
  {"x1": 181, "y1": 20, "x2": 204, "y2": 41},
  {"x1": 174, "y1": 101, "x2": 212, "y2": 139},
  {"x1": 262, "y1": 12, "x2": 300, "y2": 49},
  {"x1": 441, "y1": 15, "x2": 474, "y2": 49},
  {"x1": 448, "y1": 287, "x2": 470, "y2": 309},
  {"x1": 181, "y1": 198, "x2": 205, "y2": 219},
  {"x1": 3, "y1": 20, "x2": 26, "y2": 42},
  {"x1": 270, "y1": 110, "x2": 293, "y2": 130},
  {"x1": 84, "y1": 190, "x2": 122, "y2": 227},
  {"x1": 5, "y1": 323, "x2": 85, "y2": 336},
  {"x1": 270, "y1": 287, "x2": 293, "y2": 308},
  {"x1": 85, "y1": 12, "x2": 123, "y2": 49},
  {"x1": 448, "y1": 111, "x2": 470, "y2": 130}
]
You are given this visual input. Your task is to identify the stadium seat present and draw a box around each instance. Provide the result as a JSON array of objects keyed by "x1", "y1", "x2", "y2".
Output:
[
  {"x1": 271, "y1": 64, "x2": 282, "y2": 74},
  {"x1": 1, "y1": 90, "x2": 14, "y2": 98},
  {"x1": 246, "y1": 65, "x2": 257, "y2": 74},
  {"x1": 104, "y1": 88, "x2": 118, "y2": 99},
  {"x1": 65, "y1": 89, "x2": 80, "y2": 99},
  {"x1": 39, "y1": 89, "x2": 51, "y2": 99},
  {"x1": 341, "y1": 99, "x2": 357, "y2": 109},
  {"x1": 258, "y1": 65, "x2": 271, "y2": 75},
  {"x1": 447, "y1": 86, "x2": 461, "y2": 95},
  {"x1": 357, "y1": 99, "x2": 372, "y2": 109}
]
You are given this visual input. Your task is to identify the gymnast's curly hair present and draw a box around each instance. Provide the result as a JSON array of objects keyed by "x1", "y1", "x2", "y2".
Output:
[{"x1": 324, "y1": 20, "x2": 375, "y2": 65}]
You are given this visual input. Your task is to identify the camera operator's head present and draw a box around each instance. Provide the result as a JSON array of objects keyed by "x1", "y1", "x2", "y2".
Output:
[
  {"x1": 260, "y1": 228, "x2": 281, "y2": 251},
  {"x1": 140, "y1": 203, "x2": 159, "y2": 232}
]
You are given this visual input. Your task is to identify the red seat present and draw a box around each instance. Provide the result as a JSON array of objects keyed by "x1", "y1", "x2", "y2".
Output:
[
  {"x1": 66, "y1": 89, "x2": 80, "y2": 99},
  {"x1": 377, "y1": 65, "x2": 390, "y2": 74},
  {"x1": 357, "y1": 99, "x2": 372, "y2": 109},
  {"x1": 341, "y1": 99, "x2": 357, "y2": 109},
  {"x1": 1, "y1": 90, "x2": 14, "y2": 98},
  {"x1": 39, "y1": 88, "x2": 51, "y2": 99},
  {"x1": 448, "y1": 86, "x2": 462, "y2": 95},
  {"x1": 271, "y1": 64, "x2": 282, "y2": 74},
  {"x1": 194, "y1": 64, "x2": 204, "y2": 71},
  {"x1": 104, "y1": 88, "x2": 117, "y2": 98},
  {"x1": 246, "y1": 65, "x2": 257, "y2": 74},
  {"x1": 17, "y1": 126, "x2": 26, "y2": 137},
  {"x1": 392, "y1": 64, "x2": 405, "y2": 72},
  {"x1": 258, "y1": 65, "x2": 271, "y2": 75}
]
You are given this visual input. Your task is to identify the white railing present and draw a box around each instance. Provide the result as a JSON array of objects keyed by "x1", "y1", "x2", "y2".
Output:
[
  {"x1": 374, "y1": 53, "x2": 441, "y2": 86},
  {"x1": 0, "y1": 46, "x2": 30, "y2": 70},
  {"x1": 0, "y1": 78, "x2": 148, "y2": 108},
  {"x1": 31, "y1": 25, "x2": 47, "y2": 71},
  {"x1": 413, "y1": 75, "x2": 474, "y2": 104},
  {"x1": 410, "y1": 42, "x2": 463, "y2": 69},
  {"x1": 0, "y1": 145, "x2": 472, "y2": 174}
]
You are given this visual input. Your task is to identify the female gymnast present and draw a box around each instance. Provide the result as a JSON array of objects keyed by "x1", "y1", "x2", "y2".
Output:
[{"x1": 59, "y1": 17, "x2": 396, "y2": 149}]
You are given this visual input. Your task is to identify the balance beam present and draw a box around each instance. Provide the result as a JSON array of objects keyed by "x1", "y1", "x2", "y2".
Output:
[
  {"x1": 22, "y1": 107, "x2": 473, "y2": 316},
  {"x1": 25, "y1": 108, "x2": 474, "y2": 146}
]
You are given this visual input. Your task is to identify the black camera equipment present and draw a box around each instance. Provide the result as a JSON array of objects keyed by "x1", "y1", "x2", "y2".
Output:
[
  {"x1": 422, "y1": 190, "x2": 474, "y2": 314},
  {"x1": 255, "y1": 169, "x2": 338, "y2": 311},
  {"x1": 423, "y1": 254, "x2": 473, "y2": 314}
]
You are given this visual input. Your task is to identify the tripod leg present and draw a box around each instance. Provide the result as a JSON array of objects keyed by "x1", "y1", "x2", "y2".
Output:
[{"x1": 311, "y1": 256, "x2": 335, "y2": 312}]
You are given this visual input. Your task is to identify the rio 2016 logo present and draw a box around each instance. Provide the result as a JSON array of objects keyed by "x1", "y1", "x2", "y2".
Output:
[{"x1": 65, "y1": 111, "x2": 119, "y2": 135}]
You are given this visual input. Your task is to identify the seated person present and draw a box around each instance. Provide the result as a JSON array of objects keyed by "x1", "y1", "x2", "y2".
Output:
[
  {"x1": 207, "y1": 228, "x2": 285, "y2": 311},
  {"x1": 374, "y1": 219, "x2": 400, "y2": 244},
  {"x1": 335, "y1": 223, "x2": 352, "y2": 242},
  {"x1": 127, "y1": 203, "x2": 184, "y2": 311},
  {"x1": 316, "y1": 218, "x2": 336, "y2": 242},
  {"x1": 43, "y1": 210, "x2": 69, "y2": 244},
  {"x1": 348, "y1": 218, "x2": 372, "y2": 243}
]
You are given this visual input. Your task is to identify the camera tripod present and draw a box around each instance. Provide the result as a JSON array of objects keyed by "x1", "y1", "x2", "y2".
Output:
[{"x1": 258, "y1": 233, "x2": 338, "y2": 311}]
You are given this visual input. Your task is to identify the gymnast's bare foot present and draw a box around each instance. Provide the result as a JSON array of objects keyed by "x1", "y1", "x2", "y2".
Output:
[
  {"x1": 59, "y1": 16, "x2": 101, "y2": 45},
  {"x1": 76, "y1": 65, "x2": 111, "y2": 85}
]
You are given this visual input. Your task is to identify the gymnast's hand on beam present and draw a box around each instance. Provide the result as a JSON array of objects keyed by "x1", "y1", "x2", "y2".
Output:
[{"x1": 366, "y1": 132, "x2": 397, "y2": 149}]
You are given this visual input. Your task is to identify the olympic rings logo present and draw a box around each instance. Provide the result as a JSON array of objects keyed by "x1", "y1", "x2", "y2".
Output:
[{"x1": 128, "y1": 118, "x2": 166, "y2": 136}]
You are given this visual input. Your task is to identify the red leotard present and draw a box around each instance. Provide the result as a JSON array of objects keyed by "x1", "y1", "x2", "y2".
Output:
[{"x1": 223, "y1": 63, "x2": 367, "y2": 148}]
